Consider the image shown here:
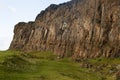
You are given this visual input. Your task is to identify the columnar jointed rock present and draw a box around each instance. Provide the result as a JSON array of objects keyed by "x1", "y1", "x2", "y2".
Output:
[{"x1": 10, "y1": 0, "x2": 120, "y2": 58}]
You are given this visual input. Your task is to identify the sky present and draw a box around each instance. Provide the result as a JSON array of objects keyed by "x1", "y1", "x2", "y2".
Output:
[{"x1": 0, "y1": 0, "x2": 71, "y2": 50}]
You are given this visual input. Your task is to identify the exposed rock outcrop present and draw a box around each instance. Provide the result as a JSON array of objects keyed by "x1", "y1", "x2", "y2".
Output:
[
  {"x1": 116, "y1": 71, "x2": 120, "y2": 80},
  {"x1": 10, "y1": 0, "x2": 120, "y2": 58}
]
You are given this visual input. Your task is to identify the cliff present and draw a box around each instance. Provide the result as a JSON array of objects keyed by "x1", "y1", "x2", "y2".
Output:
[{"x1": 10, "y1": 0, "x2": 120, "y2": 58}]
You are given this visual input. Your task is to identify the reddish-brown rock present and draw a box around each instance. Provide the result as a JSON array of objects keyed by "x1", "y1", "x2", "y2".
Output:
[
  {"x1": 10, "y1": 0, "x2": 120, "y2": 58},
  {"x1": 116, "y1": 71, "x2": 120, "y2": 80}
]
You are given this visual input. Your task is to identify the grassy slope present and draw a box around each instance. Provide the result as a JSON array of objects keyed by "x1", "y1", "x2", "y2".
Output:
[{"x1": 0, "y1": 51, "x2": 119, "y2": 80}]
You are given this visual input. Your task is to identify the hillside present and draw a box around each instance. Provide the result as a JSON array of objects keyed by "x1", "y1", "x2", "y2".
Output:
[
  {"x1": 9, "y1": 0, "x2": 120, "y2": 58},
  {"x1": 1, "y1": 51, "x2": 120, "y2": 80},
  {"x1": 1, "y1": 0, "x2": 120, "y2": 80}
]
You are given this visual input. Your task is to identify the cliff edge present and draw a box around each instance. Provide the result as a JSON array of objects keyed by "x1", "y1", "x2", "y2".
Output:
[{"x1": 10, "y1": 0, "x2": 120, "y2": 58}]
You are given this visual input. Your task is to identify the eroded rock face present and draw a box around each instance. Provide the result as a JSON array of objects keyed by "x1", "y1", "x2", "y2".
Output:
[
  {"x1": 10, "y1": 0, "x2": 120, "y2": 58},
  {"x1": 116, "y1": 71, "x2": 120, "y2": 80}
]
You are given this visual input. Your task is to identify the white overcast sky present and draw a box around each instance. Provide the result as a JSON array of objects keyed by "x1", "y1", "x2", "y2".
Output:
[{"x1": 0, "y1": 0, "x2": 71, "y2": 50}]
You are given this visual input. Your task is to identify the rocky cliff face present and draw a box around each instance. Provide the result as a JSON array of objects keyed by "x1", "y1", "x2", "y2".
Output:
[{"x1": 10, "y1": 0, "x2": 120, "y2": 58}]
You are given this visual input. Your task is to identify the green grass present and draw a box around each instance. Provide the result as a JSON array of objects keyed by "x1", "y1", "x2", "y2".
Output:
[
  {"x1": 0, "y1": 50, "x2": 118, "y2": 80},
  {"x1": 86, "y1": 58, "x2": 120, "y2": 80}
]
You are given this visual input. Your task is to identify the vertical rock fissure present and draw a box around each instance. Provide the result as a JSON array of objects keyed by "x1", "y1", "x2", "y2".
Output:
[{"x1": 89, "y1": 0, "x2": 97, "y2": 55}]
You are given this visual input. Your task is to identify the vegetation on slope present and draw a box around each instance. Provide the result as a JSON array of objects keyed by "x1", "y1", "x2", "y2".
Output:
[{"x1": 0, "y1": 50, "x2": 119, "y2": 80}]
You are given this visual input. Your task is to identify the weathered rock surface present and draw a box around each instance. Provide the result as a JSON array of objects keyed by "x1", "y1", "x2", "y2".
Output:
[
  {"x1": 10, "y1": 0, "x2": 120, "y2": 58},
  {"x1": 116, "y1": 71, "x2": 120, "y2": 80}
]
